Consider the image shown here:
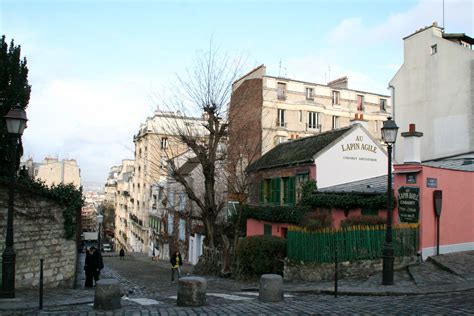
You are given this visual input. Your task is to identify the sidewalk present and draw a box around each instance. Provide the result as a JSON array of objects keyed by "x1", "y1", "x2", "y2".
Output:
[{"x1": 0, "y1": 251, "x2": 473, "y2": 312}]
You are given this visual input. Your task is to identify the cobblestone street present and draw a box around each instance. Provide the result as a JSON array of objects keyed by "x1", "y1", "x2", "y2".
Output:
[{"x1": 2, "y1": 252, "x2": 473, "y2": 315}]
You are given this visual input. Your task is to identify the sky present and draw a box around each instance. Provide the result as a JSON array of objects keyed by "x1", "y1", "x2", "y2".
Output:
[{"x1": 0, "y1": 0, "x2": 472, "y2": 186}]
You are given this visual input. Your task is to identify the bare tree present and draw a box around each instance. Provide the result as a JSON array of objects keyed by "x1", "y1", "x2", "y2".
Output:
[{"x1": 154, "y1": 46, "x2": 244, "y2": 250}]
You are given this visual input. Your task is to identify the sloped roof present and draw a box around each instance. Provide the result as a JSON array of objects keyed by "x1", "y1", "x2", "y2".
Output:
[
  {"x1": 177, "y1": 157, "x2": 200, "y2": 175},
  {"x1": 422, "y1": 158, "x2": 474, "y2": 172},
  {"x1": 318, "y1": 175, "x2": 387, "y2": 194},
  {"x1": 246, "y1": 126, "x2": 352, "y2": 173}
]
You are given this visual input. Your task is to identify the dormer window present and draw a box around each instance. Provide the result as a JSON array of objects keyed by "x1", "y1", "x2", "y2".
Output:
[
  {"x1": 431, "y1": 44, "x2": 437, "y2": 55},
  {"x1": 305, "y1": 87, "x2": 314, "y2": 100},
  {"x1": 277, "y1": 83, "x2": 286, "y2": 100}
]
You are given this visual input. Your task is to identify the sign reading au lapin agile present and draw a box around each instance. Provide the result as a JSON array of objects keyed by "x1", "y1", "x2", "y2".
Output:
[{"x1": 398, "y1": 186, "x2": 420, "y2": 223}]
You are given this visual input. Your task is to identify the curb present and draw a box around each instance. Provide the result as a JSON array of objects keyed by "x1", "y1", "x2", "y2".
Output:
[{"x1": 427, "y1": 256, "x2": 465, "y2": 278}]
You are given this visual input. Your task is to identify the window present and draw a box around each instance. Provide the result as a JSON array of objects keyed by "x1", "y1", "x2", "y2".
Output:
[
  {"x1": 260, "y1": 178, "x2": 281, "y2": 205},
  {"x1": 357, "y1": 95, "x2": 364, "y2": 111},
  {"x1": 431, "y1": 44, "x2": 437, "y2": 55},
  {"x1": 380, "y1": 98, "x2": 387, "y2": 111},
  {"x1": 308, "y1": 112, "x2": 320, "y2": 129},
  {"x1": 179, "y1": 219, "x2": 186, "y2": 241},
  {"x1": 160, "y1": 137, "x2": 168, "y2": 149},
  {"x1": 332, "y1": 116, "x2": 339, "y2": 129},
  {"x1": 277, "y1": 83, "x2": 286, "y2": 100},
  {"x1": 299, "y1": 110, "x2": 303, "y2": 122},
  {"x1": 167, "y1": 213, "x2": 174, "y2": 234},
  {"x1": 277, "y1": 109, "x2": 286, "y2": 127},
  {"x1": 282, "y1": 176, "x2": 295, "y2": 205},
  {"x1": 264, "y1": 224, "x2": 272, "y2": 236},
  {"x1": 306, "y1": 87, "x2": 314, "y2": 100},
  {"x1": 332, "y1": 91, "x2": 340, "y2": 105},
  {"x1": 295, "y1": 173, "x2": 309, "y2": 202},
  {"x1": 178, "y1": 192, "x2": 186, "y2": 211}
]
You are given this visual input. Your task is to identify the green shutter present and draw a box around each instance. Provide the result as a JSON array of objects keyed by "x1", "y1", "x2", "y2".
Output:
[
  {"x1": 275, "y1": 178, "x2": 281, "y2": 205},
  {"x1": 288, "y1": 176, "x2": 295, "y2": 205},
  {"x1": 260, "y1": 181, "x2": 264, "y2": 204}
]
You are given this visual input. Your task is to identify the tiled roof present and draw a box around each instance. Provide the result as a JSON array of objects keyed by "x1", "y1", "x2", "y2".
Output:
[
  {"x1": 246, "y1": 126, "x2": 352, "y2": 173},
  {"x1": 318, "y1": 175, "x2": 387, "y2": 194},
  {"x1": 422, "y1": 158, "x2": 474, "y2": 172}
]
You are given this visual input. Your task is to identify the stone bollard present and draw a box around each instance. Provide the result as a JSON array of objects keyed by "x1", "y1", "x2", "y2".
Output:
[
  {"x1": 94, "y1": 279, "x2": 121, "y2": 310},
  {"x1": 177, "y1": 276, "x2": 207, "y2": 307},
  {"x1": 259, "y1": 274, "x2": 283, "y2": 302}
]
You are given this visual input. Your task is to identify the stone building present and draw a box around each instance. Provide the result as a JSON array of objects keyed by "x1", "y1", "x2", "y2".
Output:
[
  {"x1": 129, "y1": 111, "x2": 207, "y2": 254},
  {"x1": 113, "y1": 159, "x2": 134, "y2": 251},
  {"x1": 228, "y1": 65, "x2": 392, "y2": 201},
  {"x1": 390, "y1": 22, "x2": 474, "y2": 163},
  {"x1": 23, "y1": 156, "x2": 81, "y2": 188}
]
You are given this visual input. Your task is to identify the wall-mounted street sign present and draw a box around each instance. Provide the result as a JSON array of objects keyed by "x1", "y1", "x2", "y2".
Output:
[
  {"x1": 398, "y1": 186, "x2": 420, "y2": 223},
  {"x1": 426, "y1": 177, "x2": 438, "y2": 188},
  {"x1": 406, "y1": 173, "x2": 417, "y2": 184}
]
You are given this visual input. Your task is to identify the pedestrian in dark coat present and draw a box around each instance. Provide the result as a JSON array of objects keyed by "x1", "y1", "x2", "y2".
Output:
[
  {"x1": 119, "y1": 248, "x2": 125, "y2": 260},
  {"x1": 84, "y1": 248, "x2": 97, "y2": 287},
  {"x1": 90, "y1": 247, "x2": 104, "y2": 284},
  {"x1": 170, "y1": 251, "x2": 183, "y2": 282}
]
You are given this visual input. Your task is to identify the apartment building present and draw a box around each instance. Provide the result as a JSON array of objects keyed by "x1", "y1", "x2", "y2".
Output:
[
  {"x1": 129, "y1": 111, "x2": 207, "y2": 254},
  {"x1": 23, "y1": 156, "x2": 81, "y2": 188},
  {"x1": 389, "y1": 22, "x2": 474, "y2": 163},
  {"x1": 113, "y1": 159, "x2": 134, "y2": 252},
  {"x1": 228, "y1": 65, "x2": 391, "y2": 200}
]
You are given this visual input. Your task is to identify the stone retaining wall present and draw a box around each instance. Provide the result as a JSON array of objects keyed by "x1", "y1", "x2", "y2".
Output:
[
  {"x1": 284, "y1": 256, "x2": 415, "y2": 282},
  {"x1": 0, "y1": 185, "x2": 77, "y2": 288}
]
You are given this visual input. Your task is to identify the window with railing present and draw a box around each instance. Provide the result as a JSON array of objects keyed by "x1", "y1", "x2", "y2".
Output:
[
  {"x1": 308, "y1": 111, "x2": 320, "y2": 129},
  {"x1": 380, "y1": 98, "x2": 387, "y2": 111},
  {"x1": 160, "y1": 137, "x2": 168, "y2": 149},
  {"x1": 277, "y1": 82, "x2": 286, "y2": 100},
  {"x1": 277, "y1": 109, "x2": 286, "y2": 127}
]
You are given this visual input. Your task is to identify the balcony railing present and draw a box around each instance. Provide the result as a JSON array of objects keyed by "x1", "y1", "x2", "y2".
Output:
[{"x1": 306, "y1": 124, "x2": 322, "y2": 132}]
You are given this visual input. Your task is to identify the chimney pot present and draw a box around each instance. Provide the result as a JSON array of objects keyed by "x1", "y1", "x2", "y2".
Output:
[
  {"x1": 409, "y1": 124, "x2": 415, "y2": 133},
  {"x1": 360, "y1": 114, "x2": 364, "y2": 120}
]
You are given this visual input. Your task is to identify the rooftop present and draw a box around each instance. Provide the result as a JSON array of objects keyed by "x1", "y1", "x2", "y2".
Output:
[
  {"x1": 246, "y1": 126, "x2": 352, "y2": 173},
  {"x1": 318, "y1": 175, "x2": 387, "y2": 195}
]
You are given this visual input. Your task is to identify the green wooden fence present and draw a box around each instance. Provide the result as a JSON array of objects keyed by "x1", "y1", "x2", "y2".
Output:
[{"x1": 287, "y1": 224, "x2": 419, "y2": 263}]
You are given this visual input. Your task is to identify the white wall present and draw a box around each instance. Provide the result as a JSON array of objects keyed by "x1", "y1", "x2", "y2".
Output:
[
  {"x1": 390, "y1": 26, "x2": 474, "y2": 163},
  {"x1": 315, "y1": 126, "x2": 388, "y2": 188}
]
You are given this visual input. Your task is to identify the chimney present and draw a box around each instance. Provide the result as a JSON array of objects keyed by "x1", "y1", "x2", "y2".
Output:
[
  {"x1": 328, "y1": 76, "x2": 348, "y2": 89},
  {"x1": 401, "y1": 124, "x2": 423, "y2": 164},
  {"x1": 350, "y1": 113, "x2": 368, "y2": 129}
]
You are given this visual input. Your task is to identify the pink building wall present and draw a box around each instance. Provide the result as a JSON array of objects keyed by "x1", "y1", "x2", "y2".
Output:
[
  {"x1": 394, "y1": 164, "x2": 474, "y2": 259},
  {"x1": 246, "y1": 218, "x2": 290, "y2": 238}
]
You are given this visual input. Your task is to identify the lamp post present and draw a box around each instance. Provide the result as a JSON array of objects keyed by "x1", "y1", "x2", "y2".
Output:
[
  {"x1": 381, "y1": 116, "x2": 399, "y2": 286},
  {"x1": 1, "y1": 105, "x2": 28, "y2": 299},
  {"x1": 97, "y1": 213, "x2": 104, "y2": 252}
]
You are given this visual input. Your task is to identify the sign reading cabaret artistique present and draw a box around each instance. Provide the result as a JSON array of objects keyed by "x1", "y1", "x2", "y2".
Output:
[{"x1": 398, "y1": 186, "x2": 420, "y2": 223}]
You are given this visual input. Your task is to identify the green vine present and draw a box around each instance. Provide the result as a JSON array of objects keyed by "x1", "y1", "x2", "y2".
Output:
[
  {"x1": 1, "y1": 176, "x2": 84, "y2": 239},
  {"x1": 235, "y1": 205, "x2": 310, "y2": 226},
  {"x1": 301, "y1": 192, "x2": 390, "y2": 211}
]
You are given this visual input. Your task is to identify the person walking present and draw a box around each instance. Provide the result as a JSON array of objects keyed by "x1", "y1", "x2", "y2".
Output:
[
  {"x1": 90, "y1": 246, "x2": 104, "y2": 285},
  {"x1": 84, "y1": 248, "x2": 96, "y2": 288},
  {"x1": 119, "y1": 248, "x2": 125, "y2": 260},
  {"x1": 170, "y1": 250, "x2": 183, "y2": 282}
]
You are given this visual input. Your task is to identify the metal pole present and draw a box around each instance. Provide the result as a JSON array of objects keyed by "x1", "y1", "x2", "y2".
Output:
[
  {"x1": 39, "y1": 258, "x2": 44, "y2": 309},
  {"x1": 437, "y1": 217, "x2": 440, "y2": 256},
  {"x1": 1, "y1": 135, "x2": 18, "y2": 298},
  {"x1": 334, "y1": 247, "x2": 338, "y2": 298},
  {"x1": 382, "y1": 144, "x2": 394, "y2": 285}
]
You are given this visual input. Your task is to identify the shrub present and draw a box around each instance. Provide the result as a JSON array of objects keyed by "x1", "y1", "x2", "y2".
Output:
[
  {"x1": 340, "y1": 215, "x2": 386, "y2": 228},
  {"x1": 300, "y1": 211, "x2": 332, "y2": 231},
  {"x1": 237, "y1": 235, "x2": 287, "y2": 278}
]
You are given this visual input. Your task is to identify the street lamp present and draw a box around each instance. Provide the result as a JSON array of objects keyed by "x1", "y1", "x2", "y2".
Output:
[
  {"x1": 381, "y1": 116, "x2": 399, "y2": 286},
  {"x1": 97, "y1": 213, "x2": 104, "y2": 252},
  {"x1": 1, "y1": 105, "x2": 28, "y2": 299}
]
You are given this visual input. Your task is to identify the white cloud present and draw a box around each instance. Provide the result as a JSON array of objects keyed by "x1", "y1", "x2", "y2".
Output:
[{"x1": 22, "y1": 75, "x2": 160, "y2": 184}]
